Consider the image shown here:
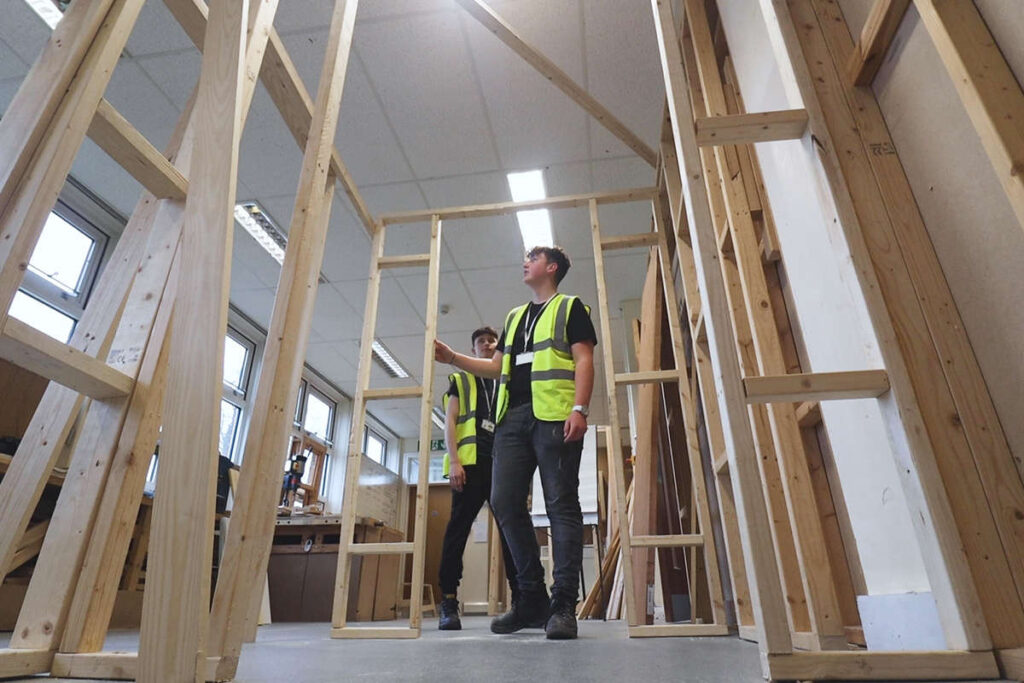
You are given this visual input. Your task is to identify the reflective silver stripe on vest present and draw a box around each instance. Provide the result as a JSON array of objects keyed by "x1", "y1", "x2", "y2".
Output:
[
  {"x1": 456, "y1": 411, "x2": 476, "y2": 425},
  {"x1": 457, "y1": 435, "x2": 477, "y2": 447},
  {"x1": 530, "y1": 369, "x2": 576, "y2": 382}
]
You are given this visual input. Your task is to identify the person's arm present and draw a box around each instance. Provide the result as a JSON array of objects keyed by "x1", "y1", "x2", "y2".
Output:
[
  {"x1": 433, "y1": 340, "x2": 502, "y2": 379},
  {"x1": 563, "y1": 340, "x2": 595, "y2": 442},
  {"x1": 444, "y1": 395, "x2": 465, "y2": 492}
]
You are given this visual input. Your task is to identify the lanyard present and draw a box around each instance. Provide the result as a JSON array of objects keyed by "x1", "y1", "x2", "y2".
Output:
[
  {"x1": 521, "y1": 294, "x2": 556, "y2": 349},
  {"x1": 479, "y1": 378, "x2": 496, "y2": 419}
]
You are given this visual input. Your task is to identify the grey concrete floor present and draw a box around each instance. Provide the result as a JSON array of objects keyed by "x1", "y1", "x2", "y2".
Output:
[{"x1": 2, "y1": 620, "x2": 1013, "y2": 682}]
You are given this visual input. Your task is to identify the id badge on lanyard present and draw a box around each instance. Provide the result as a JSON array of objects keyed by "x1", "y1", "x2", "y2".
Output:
[
  {"x1": 515, "y1": 351, "x2": 534, "y2": 366},
  {"x1": 480, "y1": 419, "x2": 496, "y2": 433}
]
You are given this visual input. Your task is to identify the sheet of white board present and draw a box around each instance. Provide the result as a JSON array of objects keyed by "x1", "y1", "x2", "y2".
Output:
[{"x1": 530, "y1": 424, "x2": 599, "y2": 528}]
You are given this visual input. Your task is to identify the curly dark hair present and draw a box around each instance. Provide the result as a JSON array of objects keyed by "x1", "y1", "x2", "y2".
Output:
[{"x1": 526, "y1": 245, "x2": 571, "y2": 285}]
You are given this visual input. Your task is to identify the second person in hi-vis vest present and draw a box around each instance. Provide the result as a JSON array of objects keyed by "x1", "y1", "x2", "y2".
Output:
[
  {"x1": 434, "y1": 245, "x2": 596, "y2": 640},
  {"x1": 436, "y1": 326, "x2": 517, "y2": 631}
]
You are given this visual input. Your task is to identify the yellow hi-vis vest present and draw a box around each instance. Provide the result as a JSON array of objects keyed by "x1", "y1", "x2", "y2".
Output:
[
  {"x1": 495, "y1": 293, "x2": 581, "y2": 424},
  {"x1": 442, "y1": 371, "x2": 479, "y2": 478}
]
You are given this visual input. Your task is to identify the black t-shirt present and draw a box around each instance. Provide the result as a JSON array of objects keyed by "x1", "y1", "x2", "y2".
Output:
[
  {"x1": 446, "y1": 375, "x2": 497, "y2": 460},
  {"x1": 496, "y1": 297, "x2": 598, "y2": 409}
]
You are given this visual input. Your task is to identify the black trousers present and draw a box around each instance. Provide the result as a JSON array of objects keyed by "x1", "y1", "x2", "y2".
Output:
[
  {"x1": 438, "y1": 453, "x2": 517, "y2": 596},
  {"x1": 490, "y1": 403, "x2": 584, "y2": 603}
]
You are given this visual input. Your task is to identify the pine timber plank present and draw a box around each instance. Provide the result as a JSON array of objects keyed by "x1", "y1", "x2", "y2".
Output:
[
  {"x1": 630, "y1": 254, "x2": 662, "y2": 625},
  {"x1": 743, "y1": 370, "x2": 890, "y2": 403},
  {"x1": 766, "y1": 650, "x2": 998, "y2": 681},
  {"x1": 0, "y1": 318, "x2": 134, "y2": 399},
  {"x1": 687, "y1": 0, "x2": 846, "y2": 646},
  {"x1": 88, "y1": 99, "x2": 189, "y2": 200},
  {"x1": 380, "y1": 186, "x2": 659, "y2": 225},
  {"x1": 0, "y1": 0, "x2": 116, "y2": 218},
  {"x1": 678, "y1": 23, "x2": 813, "y2": 638},
  {"x1": 812, "y1": 0, "x2": 1024, "y2": 644},
  {"x1": 628, "y1": 623, "x2": 731, "y2": 637},
  {"x1": 913, "y1": 0, "x2": 1024, "y2": 232},
  {"x1": 208, "y1": 0, "x2": 356, "y2": 669},
  {"x1": 846, "y1": 0, "x2": 911, "y2": 86},
  {"x1": 408, "y1": 215, "x2": 443, "y2": 632},
  {"x1": 653, "y1": 0, "x2": 792, "y2": 663},
  {"x1": 774, "y1": 0, "x2": 994, "y2": 649},
  {"x1": 601, "y1": 232, "x2": 660, "y2": 250},
  {"x1": 452, "y1": 0, "x2": 656, "y2": 166},
  {"x1": 0, "y1": 0, "x2": 144, "y2": 333},
  {"x1": 694, "y1": 109, "x2": 808, "y2": 146},
  {"x1": 330, "y1": 627, "x2": 421, "y2": 639},
  {"x1": 51, "y1": 652, "x2": 220, "y2": 681},
  {"x1": 363, "y1": 386, "x2": 425, "y2": 400},
  {"x1": 136, "y1": 0, "x2": 249, "y2": 678},
  {"x1": 331, "y1": 225, "x2": 386, "y2": 632},
  {"x1": 589, "y1": 199, "x2": 639, "y2": 627},
  {"x1": 0, "y1": 649, "x2": 53, "y2": 678},
  {"x1": 162, "y1": 0, "x2": 374, "y2": 235}
]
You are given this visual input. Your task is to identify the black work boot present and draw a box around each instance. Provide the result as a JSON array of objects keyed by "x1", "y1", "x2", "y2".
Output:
[
  {"x1": 439, "y1": 597, "x2": 461, "y2": 631},
  {"x1": 490, "y1": 587, "x2": 550, "y2": 634},
  {"x1": 545, "y1": 596, "x2": 578, "y2": 640}
]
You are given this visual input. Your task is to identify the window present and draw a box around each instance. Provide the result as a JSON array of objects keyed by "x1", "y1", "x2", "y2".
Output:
[
  {"x1": 220, "y1": 326, "x2": 256, "y2": 463},
  {"x1": 13, "y1": 207, "x2": 107, "y2": 341},
  {"x1": 364, "y1": 428, "x2": 386, "y2": 465},
  {"x1": 303, "y1": 389, "x2": 334, "y2": 442}
]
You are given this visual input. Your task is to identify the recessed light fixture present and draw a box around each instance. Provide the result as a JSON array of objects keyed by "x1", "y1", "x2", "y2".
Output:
[
  {"x1": 371, "y1": 339, "x2": 410, "y2": 379},
  {"x1": 24, "y1": 0, "x2": 63, "y2": 29},
  {"x1": 431, "y1": 407, "x2": 445, "y2": 430},
  {"x1": 506, "y1": 170, "x2": 553, "y2": 250},
  {"x1": 234, "y1": 201, "x2": 328, "y2": 283}
]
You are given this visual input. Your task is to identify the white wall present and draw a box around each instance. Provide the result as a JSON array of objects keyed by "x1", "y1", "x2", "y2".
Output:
[{"x1": 716, "y1": 0, "x2": 931, "y2": 595}]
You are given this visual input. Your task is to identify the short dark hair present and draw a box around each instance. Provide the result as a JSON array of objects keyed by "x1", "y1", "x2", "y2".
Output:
[
  {"x1": 527, "y1": 245, "x2": 571, "y2": 285},
  {"x1": 471, "y1": 326, "x2": 498, "y2": 345}
]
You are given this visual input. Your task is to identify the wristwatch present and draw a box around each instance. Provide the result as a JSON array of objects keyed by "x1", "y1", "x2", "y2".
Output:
[{"x1": 572, "y1": 404, "x2": 589, "y2": 418}]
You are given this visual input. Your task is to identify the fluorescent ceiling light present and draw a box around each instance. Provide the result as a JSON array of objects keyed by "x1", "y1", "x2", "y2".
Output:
[
  {"x1": 371, "y1": 339, "x2": 410, "y2": 379},
  {"x1": 24, "y1": 0, "x2": 63, "y2": 29},
  {"x1": 431, "y1": 407, "x2": 445, "y2": 431},
  {"x1": 507, "y1": 169, "x2": 546, "y2": 202},
  {"x1": 507, "y1": 170, "x2": 553, "y2": 250},
  {"x1": 235, "y1": 201, "x2": 328, "y2": 283},
  {"x1": 235, "y1": 202, "x2": 286, "y2": 263}
]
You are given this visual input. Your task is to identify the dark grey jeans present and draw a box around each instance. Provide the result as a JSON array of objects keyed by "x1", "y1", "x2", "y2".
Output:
[{"x1": 491, "y1": 403, "x2": 584, "y2": 603}]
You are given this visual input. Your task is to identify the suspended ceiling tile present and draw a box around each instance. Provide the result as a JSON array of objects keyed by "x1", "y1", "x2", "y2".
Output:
[
  {"x1": 0, "y1": 37, "x2": 29, "y2": 80},
  {"x1": 336, "y1": 57, "x2": 416, "y2": 187},
  {"x1": 238, "y1": 120, "x2": 305, "y2": 199},
  {"x1": 321, "y1": 213, "x2": 372, "y2": 282},
  {"x1": 393, "y1": 270, "x2": 484, "y2": 334},
  {"x1": 104, "y1": 59, "x2": 181, "y2": 151},
  {"x1": 230, "y1": 286, "x2": 276, "y2": 329},
  {"x1": 231, "y1": 223, "x2": 283, "y2": 289},
  {"x1": 0, "y1": 3, "x2": 50, "y2": 66},
  {"x1": 69, "y1": 139, "x2": 141, "y2": 216},
  {"x1": 134, "y1": 49, "x2": 201, "y2": 114},
  {"x1": 333, "y1": 275, "x2": 425, "y2": 337},
  {"x1": 355, "y1": 10, "x2": 499, "y2": 178},
  {"x1": 125, "y1": 0, "x2": 197, "y2": 57},
  {"x1": 583, "y1": 0, "x2": 663, "y2": 161},
  {"x1": 461, "y1": 0, "x2": 589, "y2": 168},
  {"x1": 312, "y1": 283, "x2": 364, "y2": 342}
]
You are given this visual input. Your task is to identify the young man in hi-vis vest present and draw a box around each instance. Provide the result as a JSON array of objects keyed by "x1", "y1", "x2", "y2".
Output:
[
  {"x1": 437, "y1": 326, "x2": 517, "y2": 631},
  {"x1": 435, "y1": 246, "x2": 596, "y2": 640}
]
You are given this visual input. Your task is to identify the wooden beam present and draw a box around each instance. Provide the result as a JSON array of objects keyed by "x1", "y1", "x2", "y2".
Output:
[
  {"x1": 51, "y1": 652, "x2": 220, "y2": 681},
  {"x1": 600, "y1": 232, "x2": 660, "y2": 250},
  {"x1": 208, "y1": 1, "x2": 358, "y2": 670},
  {"x1": 349, "y1": 542, "x2": 414, "y2": 555},
  {"x1": 795, "y1": 400, "x2": 822, "y2": 427},
  {"x1": 613, "y1": 369, "x2": 680, "y2": 385},
  {"x1": 630, "y1": 534, "x2": 703, "y2": 548},
  {"x1": 0, "y1": 318, "x2": 133, "y2": 399},
  {"x1": 330, "y1": 627, "x2": 420, "y2": 639},
  {"x1": 774, "y1": 0, "x2": 995, "y2": 649},
  {"x1": 137, "y1": 0, "x2": 249, "y2": 678},
  {"x1": 694, "y1": 109, "x2": 808, "y2": 146},
  {"x1": 88, "y1": 99, "x2": 188, "y2": 200},
  {"x1": 743, "y1": 370, "x2": 889, "y2": 403},
  {"x1": 766, "y1": 650, "x2": 999, "y2": 681},
  {"x1": 362, "y1": 386, "x2": 424, "y2": 400},
  {"x1": 9, "y1": 522, "x2": 48, "y2": 572},
  {"x1": 162, "y1": 0, "x2": 376, "y2": 235},
  {"x1": 628, "y1": 623, "x2": 730, "y2": 638},
  {"x1": 913, "y1": 0, "x2": 1024, "y2": 235},
  {"x1": 0, "y1": 0, "x2": 116, "y2": 217},
  {"x1": 379, "y1": 186, "x2": 659, "y2": 225},
  {"x1": 378, "y1": 253, "x2": 431, "y2": 269},
  {"x1": 0, "y1": 649, "x2": 53, "y2": 678},
  {"x1": 452, "y1": 0, "x2": 657, "y2": 166},
  {"x1": 652, "y1": 0, "x2": 792, "y2": 664},
  {"x1": 846, "y1": 0, "x2": 911, "y2": 86}
]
